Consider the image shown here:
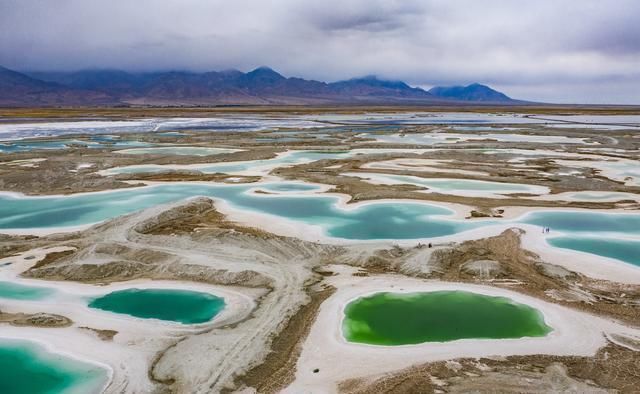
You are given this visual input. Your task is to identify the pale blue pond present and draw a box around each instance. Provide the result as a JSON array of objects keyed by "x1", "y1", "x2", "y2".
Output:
[
  {"x1": 371, "y1": 132, "x2": 589, "y2": 145},
  {"x1": 116, "y1": 146, "x2": 238, "y2": 156},
  {"x1": 563, "y1": 192, "x2": 639, "y2": 202},
  {"x1": 199, "y1": 150, "x2": 352, "y2": 172},
  {"x1": 0, "y1": 139, "x2": 99, "y2": 153},
  {"x1": 105, "y1": 150, "x2": 354, "y2": 175},
  {"x1": 522, "y1": 211, "x2": 640, "y2": 235},
  {"x1": 257, "y1": 183, "x2": 321, "y2": 192},
  {"x1": 0, "y1": 136, "x2": 152, "y2": 153},
  {"x1": 155, "y1": 131, "x2": 187, "y2": 137},
  {"x1": 0, "y1": 281, "x2": 57, "y2": 300},
  {"x1": 0, "y1": 117, "x2": 325, "y2": 139},
  {"x1": 89, "y1": 136, "x2": 152, "y2": 148},
  {"x1": 362, "y1": 174, "x2": 547, "y2": 194},
  {"x1": 255, "y1": 137, "x2": 306, "y2": 142},
  {"x1": 547, "y1": 236, "x2": 640, "y2": 266}
]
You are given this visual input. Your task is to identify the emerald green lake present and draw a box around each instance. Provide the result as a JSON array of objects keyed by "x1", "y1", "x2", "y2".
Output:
[
  {"x1": 0, "y1": 339, "x2": 108, "y2": 394},
  {"x1": 88, "y1": 288, "x2": 225, "y2": 324},
  {"x1": 343, "y1": 291, "x2": 552, "y2": 345}
]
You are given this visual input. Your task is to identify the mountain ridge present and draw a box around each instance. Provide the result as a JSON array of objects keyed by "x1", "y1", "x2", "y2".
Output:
[{"x1": 1, "y1": 65, "x2": 523, "y2": 106}]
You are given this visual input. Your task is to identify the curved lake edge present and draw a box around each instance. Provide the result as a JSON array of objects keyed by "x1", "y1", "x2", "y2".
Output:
[{"x1": 0, "y1": 336, "x2": 113, "y2": 394}]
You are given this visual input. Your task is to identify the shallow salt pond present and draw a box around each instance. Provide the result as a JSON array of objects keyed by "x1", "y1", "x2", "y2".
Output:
[
  {"x1": 345, "y1": 173, "x2": 549, "y2": 198},
  {"x1": 256, "y1": 183, "x2": 321, "y2": 192},
  {"x1": 0, "y1": 136, "x2": 152, "y2": 153},
  {"x1": 343, "y1": 291, "x2": 551, "y2": 345},
  {"x1": 155, "y1": 131, "x2": 187, "y2": 137},
  {"x1": 103, "y1": 150, "x2": 354, "y2": 175},
  {"x1": 370, "y1": 132, "x2": 591, "y2": 145},
  {"x1": 310, "y1": 112, "x2": 544, "y2": 125},
  {"x1": 543, "y1": 191, "x2": 640, "y2": 203},
  {"x1": 0, "y1": 117, "x2": 325, "y2": 139},
  {"x1": 0, "y1": 281, "x2": 56, "y2": 300},
  {"x1": 547, "y1": 236, "x2": 640, "y2": 266},
  {"x1": 0, "y1": 339, "x2": 108, "y2": 394},
  {"x1": 115, "y1": 146, "x2": 239, "y2": 156},
  {"x1": 0, "y1": 139, "x2": 100, "y2": 153},
  {"x1": 522, "y1": 211, "x2": 640, "y2": 235},
  {"x1": 88, "y1": 288, "x2": 225, "y2": 324}
]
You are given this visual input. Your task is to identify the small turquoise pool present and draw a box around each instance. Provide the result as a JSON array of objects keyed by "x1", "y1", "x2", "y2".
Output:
[{"x1": 88, "y1": 288, "x2": 225, "y2": 324}]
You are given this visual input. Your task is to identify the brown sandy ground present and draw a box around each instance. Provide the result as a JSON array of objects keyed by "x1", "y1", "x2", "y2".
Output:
[
  {"x1": 2, "y1": 105, "x2": 640, "y2": 120},
  {"x1": 338, "y1": 340, "x2": 640, "y2": 393},
  {"x1": 79, "y1": 327, "x2": 118, "y2": 341},
  {"x1": 0, "y1": 310, "x2": 72, "y2": 328}
]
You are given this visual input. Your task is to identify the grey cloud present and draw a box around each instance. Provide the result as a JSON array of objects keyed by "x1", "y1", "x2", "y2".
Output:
[{"x1": 0, "y1": 0, "x2": 639, "y2": 103}]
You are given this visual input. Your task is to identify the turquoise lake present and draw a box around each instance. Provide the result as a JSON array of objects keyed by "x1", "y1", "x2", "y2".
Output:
[{"x1": 0, "y1": 339, "x2": 108, "y2": 394}]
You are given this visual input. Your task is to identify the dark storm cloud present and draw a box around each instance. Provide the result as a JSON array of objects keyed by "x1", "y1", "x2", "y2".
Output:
[
  {"x1": 298, "y1": 1, "x2": 426, "y2": 32},
  {"x1": 0, "y1": 0, "x2": 639, "y2": 103}
]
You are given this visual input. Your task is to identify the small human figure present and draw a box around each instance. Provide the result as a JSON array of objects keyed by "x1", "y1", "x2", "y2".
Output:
[{"x1": 428, "y1": 243, "x2": 432, "y2": 248}]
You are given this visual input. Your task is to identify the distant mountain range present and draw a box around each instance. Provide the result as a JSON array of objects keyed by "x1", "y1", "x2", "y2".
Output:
[{"x1": 0, "y1": 65, "x2": 523, "y2": 107}]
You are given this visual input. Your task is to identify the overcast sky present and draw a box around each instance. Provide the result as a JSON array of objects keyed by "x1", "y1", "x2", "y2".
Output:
[{"x1": 1, "y1": 0, "x2": 639, "y2": 104}]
